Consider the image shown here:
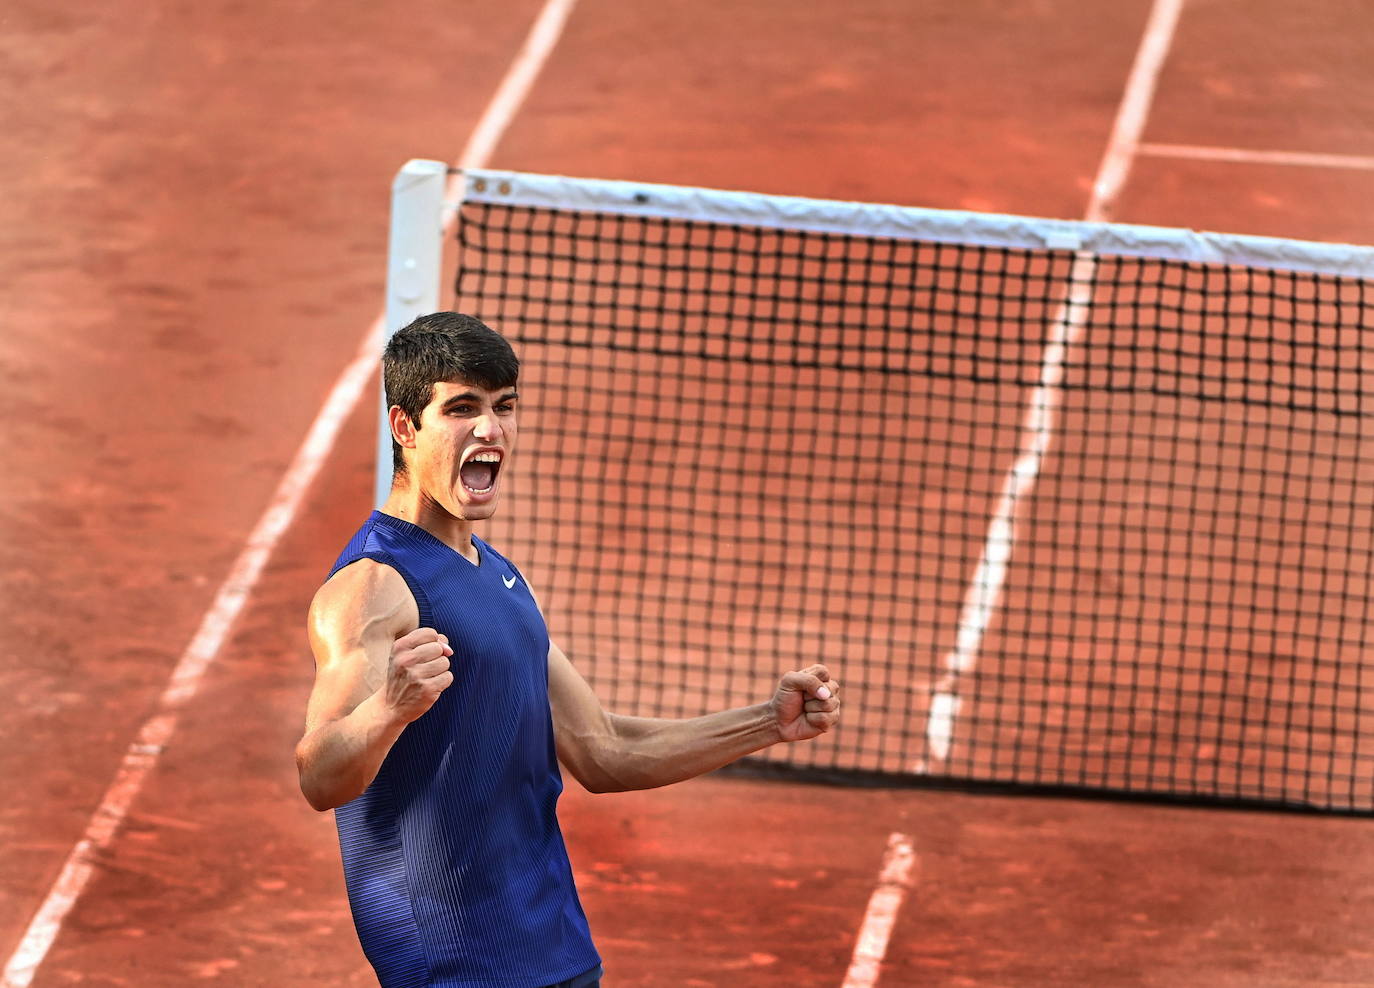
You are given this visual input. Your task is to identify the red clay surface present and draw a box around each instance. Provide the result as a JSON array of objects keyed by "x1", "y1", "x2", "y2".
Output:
[{"x1": 4, "y1": 0, "x2": 1374, "y2": 985}]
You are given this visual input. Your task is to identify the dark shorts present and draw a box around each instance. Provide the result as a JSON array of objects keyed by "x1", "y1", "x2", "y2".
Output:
[{"x1": 544, "y1": 964, "x2": 603, "y2": 988}]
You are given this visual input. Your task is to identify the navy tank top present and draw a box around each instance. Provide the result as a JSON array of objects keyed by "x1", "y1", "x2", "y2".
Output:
[{"x1": 327, "y1": 511, "x2": 600, "y2": 987}]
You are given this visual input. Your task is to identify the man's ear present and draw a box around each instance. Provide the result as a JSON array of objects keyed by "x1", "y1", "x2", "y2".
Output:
[{"x1": 389, "y1": 405, "x2": 418, "y2": 450}]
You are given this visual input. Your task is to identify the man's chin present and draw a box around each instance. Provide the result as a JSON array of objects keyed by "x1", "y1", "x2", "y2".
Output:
[{"x1": 455, "y1": 493, "x2": 501, "y2": 520}]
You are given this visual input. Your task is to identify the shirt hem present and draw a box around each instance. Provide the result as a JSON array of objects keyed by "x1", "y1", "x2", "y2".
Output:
[{"x1": 418, "y1": 954, "x2": 603, "y2": 988}]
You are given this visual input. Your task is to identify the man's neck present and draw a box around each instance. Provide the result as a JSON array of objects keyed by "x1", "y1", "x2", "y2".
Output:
[{"x1": 380, "y1": 486, "x2": 479, "y2": 564}]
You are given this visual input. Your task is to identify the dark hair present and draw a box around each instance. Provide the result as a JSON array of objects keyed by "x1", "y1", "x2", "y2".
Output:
[{"x1": 383, "y1": 312, "x2": 519, "y2": 474}]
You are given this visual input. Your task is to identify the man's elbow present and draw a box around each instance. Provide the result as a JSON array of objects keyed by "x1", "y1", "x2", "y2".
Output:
[
  {"x1": 560, "y1": 736, "x2": 634, "y2": 794},
  {"x1": 562, "y1": 757, "x2": 620, "y2": 794},
  {"x1": 295, "y1": 743, "x2": 353, "y2": 812},
  {"x1": 302, "y1": 789, "x2": 337, "y2": 812},
  {"x1": 296, "y1": 765, "x2": 336, "y2": 812},
  {"x1": 578, "y1": 772, "x2": 631, "y2": 795},
  {"x1": 298, "y1": 773, "x2": 357, "y2": 812}
]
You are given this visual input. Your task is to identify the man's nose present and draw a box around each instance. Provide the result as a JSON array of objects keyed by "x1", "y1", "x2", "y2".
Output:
[{"x1": 473, "y1": 415, "x2": 502, "y2": 443}]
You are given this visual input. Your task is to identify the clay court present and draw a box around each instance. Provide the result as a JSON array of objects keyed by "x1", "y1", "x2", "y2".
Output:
[{"x1": 3, "y1": 0, "x2": 1374, "y2": 985}]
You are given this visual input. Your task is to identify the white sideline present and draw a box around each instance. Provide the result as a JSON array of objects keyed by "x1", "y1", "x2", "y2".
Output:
[
  {"x1": 0, "y1": 320, "x2": 382, "y2": 987},
  {"x1": 923, "y1": 0, "x2": 1186, "y2": 766},
  {"x1": 841, "y1": 833, "x2": 918, "y2": 988},
  {"x1": 0, "y1": 2, "x2": 577, "y2": 984},
  {"x1": 446, "y1": 0, "x2": 578, "y2": 204}
]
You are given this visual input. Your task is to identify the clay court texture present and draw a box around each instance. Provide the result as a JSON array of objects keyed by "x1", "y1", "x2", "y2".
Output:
[{"x1": 3, "y1": 0, "x2": 1374, "y2": 985}]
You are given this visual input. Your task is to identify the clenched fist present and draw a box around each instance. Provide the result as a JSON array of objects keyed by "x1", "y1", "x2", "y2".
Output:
[
  {"x1": 384, "y1": 627, "x2": 455, "y2": 723},
  {"x1": 768, "y1": 664, "x2": 841, "y2": 743}
]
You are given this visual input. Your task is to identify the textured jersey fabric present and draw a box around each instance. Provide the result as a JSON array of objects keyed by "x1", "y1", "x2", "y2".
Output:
[{"x1": 327, "y1": 511, "x2": 600, "y2": 988}]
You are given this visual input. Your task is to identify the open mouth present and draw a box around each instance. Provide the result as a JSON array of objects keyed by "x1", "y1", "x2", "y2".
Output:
[{"x1": 459, "y1": 449, "x2": 502, "y2": 495}]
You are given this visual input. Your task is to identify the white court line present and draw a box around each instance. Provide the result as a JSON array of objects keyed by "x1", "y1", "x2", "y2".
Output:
[
  {"x1": 1138, "y1": 141, "x2": 1374, "y2": 172},
  {"x1": 841, "y1": 833, "x2": 918, "y2": 988},
  {"x1": 0, "y1": 320, "x2": 382, "y2": 988},
  {"x1": 0, "y1": 2, "x2": 577, "y2": 985},
  {"x1": 1084, "y1": 0, "x2": 1188, "y2": 225},
  {"x1": 922, "y1": 0, "x2": 1186, "y2": 767},
  {"x1": 444, "y1": 0, "x2": 578, "y2": 211}
]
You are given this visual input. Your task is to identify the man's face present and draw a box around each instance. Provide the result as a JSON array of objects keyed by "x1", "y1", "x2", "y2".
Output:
[{"x1": 408, "y1": 379, "x2": 518, "y2": 521}]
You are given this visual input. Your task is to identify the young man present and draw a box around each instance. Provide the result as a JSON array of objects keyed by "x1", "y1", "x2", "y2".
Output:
[{"x1": 296, "y1": 312, "x2": 842, "y2": 988}]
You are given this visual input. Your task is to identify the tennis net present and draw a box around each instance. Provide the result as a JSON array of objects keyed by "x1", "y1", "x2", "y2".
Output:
[{"x1": 434, "y1": 168, "x2": 1374, "y2": 813}]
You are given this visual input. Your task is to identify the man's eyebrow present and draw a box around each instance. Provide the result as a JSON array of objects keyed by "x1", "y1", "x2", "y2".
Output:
[
  {"x1": 439, "y1": 390, "x2": 519, "y2": 410},
  {"x1": 440, "y1": 391, "x2": 482, "y2": 409}
]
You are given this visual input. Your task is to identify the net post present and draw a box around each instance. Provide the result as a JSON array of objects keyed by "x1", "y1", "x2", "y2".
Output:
[{"x1": 376, "y1": 159, "x2": 449, "y2": 507}]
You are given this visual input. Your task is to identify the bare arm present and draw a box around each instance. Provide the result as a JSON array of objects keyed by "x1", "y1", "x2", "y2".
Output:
[
  {"x1": 548, "y1": 640, "x2": 841, "y2": 794},
  {"x1": 295, "y1": 560, "x2": 454, "y2": 811}
]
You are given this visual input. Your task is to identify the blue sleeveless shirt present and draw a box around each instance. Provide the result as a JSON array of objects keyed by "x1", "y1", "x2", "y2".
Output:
[{"x1": 327, "y1": 511, "x2": 600, "y2": 987}]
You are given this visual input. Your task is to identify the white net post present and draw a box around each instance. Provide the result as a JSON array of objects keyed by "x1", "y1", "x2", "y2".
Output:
[{"x1": 376, "y1": 159, "x2": 449, "y2": 506}]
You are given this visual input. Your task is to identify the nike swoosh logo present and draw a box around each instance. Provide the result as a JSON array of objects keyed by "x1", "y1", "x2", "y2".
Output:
[{"x1": 503, "y1": 574, "x2": 517, "y2": 589}]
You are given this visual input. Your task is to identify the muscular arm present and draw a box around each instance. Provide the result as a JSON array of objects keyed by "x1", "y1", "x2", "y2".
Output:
[
  {"x1": 548, "y1": 640, "x2": 841, "y2": 794},
  {"x1": 295, "y1": 561, "x2": 453, "y2": 811}
]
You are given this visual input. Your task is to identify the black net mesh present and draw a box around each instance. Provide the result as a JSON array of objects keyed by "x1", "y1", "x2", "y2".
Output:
[{"x1": 453, "y1": 198, "x2": 1374, "y2": 813}]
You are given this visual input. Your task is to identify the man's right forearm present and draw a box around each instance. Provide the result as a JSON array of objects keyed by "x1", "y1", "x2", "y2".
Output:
[{"x1": 296, "y1": 691, "x2": 408, "y2": 811}]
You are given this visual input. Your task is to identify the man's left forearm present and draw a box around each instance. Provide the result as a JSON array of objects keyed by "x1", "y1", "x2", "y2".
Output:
[{"x1": 585, "y1": 704, "x2": 781, "y2": 793}]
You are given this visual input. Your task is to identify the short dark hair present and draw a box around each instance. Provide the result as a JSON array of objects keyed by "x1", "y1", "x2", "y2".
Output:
[{"x1": 383, "y1": 312, "x2": 519, "y2": 474}]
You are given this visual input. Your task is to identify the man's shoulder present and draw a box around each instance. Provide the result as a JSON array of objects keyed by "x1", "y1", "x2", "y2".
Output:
[
  {"x1": 321, "y1": 555, "x2": 407, "y2": 595},
  {"x1": 325, "y1": 513, "x2": 427, "y2": 586},
  {"x1": 328, "y1": 512, "x2": 391, "y2": 576},
  {"x1": 310, "y1": 557, "x2": 417, "y2": 638}
]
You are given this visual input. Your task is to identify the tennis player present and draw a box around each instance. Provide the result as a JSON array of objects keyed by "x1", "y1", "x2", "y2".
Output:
[{"x1": 296, "y1": 311, "x2": 842, "y2": 988}]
